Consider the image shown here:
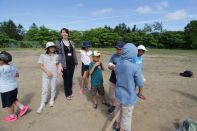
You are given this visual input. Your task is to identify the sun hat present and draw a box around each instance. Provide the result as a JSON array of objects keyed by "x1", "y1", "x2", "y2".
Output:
[
  {"x1": 45, "y1": 42, "x2": 56, "y2": 49},
  {"x1": 137, "y1": 45, "x2": 148, "y2": 51}
]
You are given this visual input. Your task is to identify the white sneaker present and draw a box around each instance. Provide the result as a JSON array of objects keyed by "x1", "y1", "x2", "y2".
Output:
[
  {"x1": 36, "y1": 103, "x2": 45, "y2": 114},
  {"x1": 49, "y1": 100, "x2": 54, "y2": 107}
]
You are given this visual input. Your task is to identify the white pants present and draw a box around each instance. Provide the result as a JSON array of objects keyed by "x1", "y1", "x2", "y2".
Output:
[
  {"x1": 116, "y1": 104, "x2": 134, "y2": 131},
  {"x1": 41, "y1": 77, "x2": 57, "y2": 103}
]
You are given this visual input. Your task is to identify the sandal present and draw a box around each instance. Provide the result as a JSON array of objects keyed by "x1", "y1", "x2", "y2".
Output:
[
  {"x1": 93, "y1": 103, "x2": 97, "y2": 109},
  {"x1": 137, "y1": 93, "x2": 146, "y2": 100},
  {"x1": 66, "y1": 96, "x2": 72, "y2": 100}
]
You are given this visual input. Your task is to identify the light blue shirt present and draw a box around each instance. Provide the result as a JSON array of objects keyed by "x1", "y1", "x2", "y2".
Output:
[
  {"x1": 0, "y1": 65, "x2": 18, "y2": 93},
  {"x1": 133, "y1": 55, "x2": 144, "y2": 71}
]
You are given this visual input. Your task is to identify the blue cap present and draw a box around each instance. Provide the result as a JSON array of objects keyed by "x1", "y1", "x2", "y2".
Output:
[
  {"x1": 82, "y1": 41, "x2": 91, "y2": 48},
  {"x1": 115, "y1": 41, "x2": 125, "y2": 49}
]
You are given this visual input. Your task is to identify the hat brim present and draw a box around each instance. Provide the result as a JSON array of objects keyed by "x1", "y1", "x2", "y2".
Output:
[
  {"x1": 115, "y1": 46, "x2": 122, "y2": 49},
  {"x1": 45, "y1": 45, "x2": 56, "y2": 50}
]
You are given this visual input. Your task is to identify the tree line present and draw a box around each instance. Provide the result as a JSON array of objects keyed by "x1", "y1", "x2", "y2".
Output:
[{"x1": 0, "y1": 19, "x2": 197, "y2": 49}]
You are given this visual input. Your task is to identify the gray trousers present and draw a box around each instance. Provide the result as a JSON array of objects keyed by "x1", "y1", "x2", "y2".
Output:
[{"x1": 41, "y1": 76, "x2": 57, "y2": 103}]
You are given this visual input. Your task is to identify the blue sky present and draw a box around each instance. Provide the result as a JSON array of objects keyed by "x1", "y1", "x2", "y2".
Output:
[{"x1": 0, "y1": 0, "x2": 196, "y2": 31}]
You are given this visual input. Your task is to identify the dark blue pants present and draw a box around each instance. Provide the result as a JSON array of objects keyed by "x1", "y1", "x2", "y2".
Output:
[{"x1": 62, "y1": 66, "x2": 75, "y2": 97}]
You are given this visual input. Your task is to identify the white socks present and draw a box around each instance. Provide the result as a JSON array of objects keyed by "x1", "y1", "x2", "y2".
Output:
[{"x1": 19, "y1": 104, "x2": 24, "y2": 110}]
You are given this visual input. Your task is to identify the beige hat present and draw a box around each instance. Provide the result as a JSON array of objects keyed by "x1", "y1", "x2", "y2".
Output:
[
  {"x1": 92, "y1": 50, "x2": 101, "y2": 57},
  {"x1": 45, "y1": 42, "x2": 56, "y2": 49}
]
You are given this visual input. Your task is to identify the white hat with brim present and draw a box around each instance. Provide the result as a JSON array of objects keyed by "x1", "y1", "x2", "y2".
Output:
[
  {"x1": 45, "y1": 42, "x2": 56, "y2": 49},
  {"x1": 137, "y1": 45, "x2": 148, "y2": 51}
]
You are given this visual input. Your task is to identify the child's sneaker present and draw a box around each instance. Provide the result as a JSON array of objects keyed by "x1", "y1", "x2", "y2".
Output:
[
  {"x1": 137, "y1": 93, "x2": 146, "y2": 100},
  {"x1": 79, "y1": 88, "x2": 83, "y2": 94},
  {"x1": 49, "y1": 100, "x2": 54, "y2": 107},
  {"x1": 19, "y1": 105, "x2": 29, "y2": 117},
  {"x1": 108, "y1": 106, "x2": 116, "y2": 114},
  {"x1": 37, "y1": 103, "x2": 45, "y2": 114},
  {"x1": 87, "y1": 85, "x2": 91, "y2": 91},
  {"x1": 4, "y1": 115, "x2": 18, "y2": 122}
]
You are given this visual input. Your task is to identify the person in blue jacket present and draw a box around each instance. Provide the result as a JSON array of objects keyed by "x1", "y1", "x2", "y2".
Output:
[{"x1": 114, "y1": 43, "x2": 144, "y2": 131}]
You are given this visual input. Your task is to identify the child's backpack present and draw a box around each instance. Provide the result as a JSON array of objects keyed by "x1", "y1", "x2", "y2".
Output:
[{"x1": 180, "y1": 71, "x2": 193, "y2": 77}]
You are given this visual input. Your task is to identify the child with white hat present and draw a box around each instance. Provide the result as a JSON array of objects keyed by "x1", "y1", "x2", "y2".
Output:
[
  {"x1": 37, "y1": 42, "x2": 59, "y2": 113},
  {"x1": 133, "y1": 45, "x2": 147, "y2": 100}
]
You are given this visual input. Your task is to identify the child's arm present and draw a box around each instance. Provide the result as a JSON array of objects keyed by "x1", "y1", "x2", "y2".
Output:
[
  {"x1": 100, "y1": 62, "x2": 105, "y2": 71},
  {"x1": 16, "y1": 71, "x2": 19, "y2": 78},
  {"x1": 39, "y1": 64, "x2": 52, "y2": 77},
  {"x1": 134, "y1": 68, "x2": 144, "y2": 89},
  {"x1": 89, "y1": 62, "x2": 100, "y2": 75}
]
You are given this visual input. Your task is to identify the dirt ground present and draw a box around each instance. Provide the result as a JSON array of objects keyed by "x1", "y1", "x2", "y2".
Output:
[{"x1": 0, "y1": 49, "x2": 197, "y2": 131}]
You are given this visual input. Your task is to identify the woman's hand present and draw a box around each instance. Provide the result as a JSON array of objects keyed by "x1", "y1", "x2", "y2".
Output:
[{"x1": 58, "y1": 64, "x2": 63, "y2": 74}]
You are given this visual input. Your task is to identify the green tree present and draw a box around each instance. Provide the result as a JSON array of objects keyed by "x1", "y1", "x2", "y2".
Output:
[
  {"x1": 143, "y1": 24, "x2": 152, "y2": 33},
  {"x1": 152, "y1": 22, "x2": 163, "y2": 32},
  {"x1": 0, "y1": 20, "x2": 24, "y2": 40},
  {"x1": 184, "y1": 20, "x2": 197, "y2": 49}
]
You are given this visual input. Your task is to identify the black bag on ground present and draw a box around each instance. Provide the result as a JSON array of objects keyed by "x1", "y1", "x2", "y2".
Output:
[{"x1": 180, "y1": 70, "x2": 193, "y2": 77}]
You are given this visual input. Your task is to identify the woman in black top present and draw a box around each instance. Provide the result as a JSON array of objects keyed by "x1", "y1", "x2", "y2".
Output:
[{"x1": 56, "y1": 28, "x2": 78, "y2": 100}]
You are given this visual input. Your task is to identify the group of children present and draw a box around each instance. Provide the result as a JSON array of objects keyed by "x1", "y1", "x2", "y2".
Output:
[{"x1": 0, "y1": 41, "x2": 147, "y2": 131}]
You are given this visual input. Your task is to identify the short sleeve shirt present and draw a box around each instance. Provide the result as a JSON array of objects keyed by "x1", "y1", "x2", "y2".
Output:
[
  {"x1": 0, "y1": 65, "x2": 18, "y2": 93},
  {"x1": 38, "y1": 54, "x2": 59, "y2": 77},
  {"x1": 89, "y1": 62, "x2": 103, "y2": 87}
]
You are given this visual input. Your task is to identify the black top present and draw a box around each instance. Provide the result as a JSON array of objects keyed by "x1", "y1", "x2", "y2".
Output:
[{"x1": 64, "y1": 41, "x2": 74, "y2": 68}]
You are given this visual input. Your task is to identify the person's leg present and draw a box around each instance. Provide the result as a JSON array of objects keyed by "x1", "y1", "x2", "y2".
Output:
[
  {"x1": 120, "y1": 105, "x2": 134, "y2": 131},
  {"x1": 41, "y1": 77, "x2": 49, "y2": 104},
  {"x1": 68, "y1": 65, "x2": 75, "y2": 96},
  {"x1": 90, "y1": 87, "x2": 97, "y2": 109},
  {"x1": 7, "y1": 104, "x2": 15, "y2": 115},
  {"x1": 50, "y1": 77, "x2": 57, "y2": 106},
  {"x1": 4, "y1": 104, "x2": 18, "y2": 122},
  {"x1": 62, "y1": 68, "x2": 70, "y2": 97},
  {"x1": 108, "y1": 82, "x2": 117, "y2": 114},
  {"x1": 92, "y1": 94, "x2": 97, "y2": 109},
  {"x1": 37, "y1": 77, "x2": 49, "y2": 113}
]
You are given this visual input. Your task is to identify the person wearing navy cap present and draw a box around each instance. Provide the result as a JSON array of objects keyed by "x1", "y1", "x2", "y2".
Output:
[
  {"x1": 79, "y1": 41, "x2": 92, "y2": 94},
  {"x1": 108, "y1": 41, "x2": 125, "y2": 114}
]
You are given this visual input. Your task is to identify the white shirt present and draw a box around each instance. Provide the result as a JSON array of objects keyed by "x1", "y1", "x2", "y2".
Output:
[
  {"x1": 38, "y1": 54, "x2": 59, "y2": 78},
  {"x1": 80, "y1": 50, "x2": 92, "y2": 66},
  {"x1": 0, "y1": 65, "x2": 18, "y2": 93}
]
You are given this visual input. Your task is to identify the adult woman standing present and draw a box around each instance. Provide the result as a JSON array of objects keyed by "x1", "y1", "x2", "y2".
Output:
[{"x1": 56, "y1": 28, "x2": 78, "y2": 100}]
